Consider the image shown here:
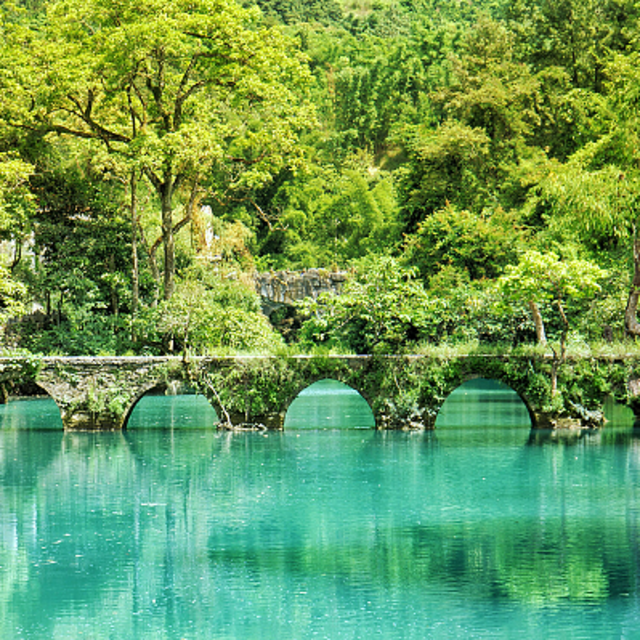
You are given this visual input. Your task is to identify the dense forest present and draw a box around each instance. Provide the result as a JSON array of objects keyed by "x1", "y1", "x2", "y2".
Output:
[{"x1": 1, "y1": 0, "x2": 640, "y2": 356}]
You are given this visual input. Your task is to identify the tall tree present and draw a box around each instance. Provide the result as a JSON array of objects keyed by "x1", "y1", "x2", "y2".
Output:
[
  {"x1": 0, "y1": 153, "x2": 31, "y2": 340},
  {"x1": 398, "y1": 16, "x2": 543, "y2": 229},
  {"x1": 0, "y1": 0, "x2": 313, "y2": 299}
]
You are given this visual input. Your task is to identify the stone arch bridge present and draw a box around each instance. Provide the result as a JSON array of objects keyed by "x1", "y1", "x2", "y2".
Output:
[{"x1": 1, "y1": 354, "x2": 640, "y2": 431}]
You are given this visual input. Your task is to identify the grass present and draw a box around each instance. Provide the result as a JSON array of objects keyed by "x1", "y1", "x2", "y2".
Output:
[{"x1": 6, "y1": 340, "x2": 640, "y2": 360}]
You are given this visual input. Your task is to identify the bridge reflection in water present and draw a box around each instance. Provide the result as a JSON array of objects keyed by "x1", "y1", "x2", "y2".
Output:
[
  {"x1": 436, "y1": 379, "x2": 531, "y2": 428},
  {"x1": 435, "y1": 378, "x2": 532, "y2": 447}
]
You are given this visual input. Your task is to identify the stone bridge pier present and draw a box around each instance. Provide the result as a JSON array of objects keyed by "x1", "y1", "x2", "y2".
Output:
[
  {"x1": 1, "y1": 353, "x2": 638, "y2": 432},
  {"x1": 35, "y1": 357, "x2": 193, "y2": 430}
]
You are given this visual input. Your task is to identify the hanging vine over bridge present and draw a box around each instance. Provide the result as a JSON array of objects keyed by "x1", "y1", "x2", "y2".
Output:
[{"x1": 0, "y1": 353, "x2": 638, "y2": 431}]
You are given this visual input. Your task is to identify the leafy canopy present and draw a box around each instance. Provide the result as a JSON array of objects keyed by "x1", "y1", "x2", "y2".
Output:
[
  {"x1": 1, "y1": 0, "x2": 314, "y2": 298},
  {"x1": 499, "y1": 251, "x2": 606, "y2": 306}
]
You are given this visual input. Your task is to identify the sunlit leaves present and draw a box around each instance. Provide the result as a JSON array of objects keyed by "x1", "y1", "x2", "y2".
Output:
[
  {"x1": 154, "y1": 277, "x2": 283, "y2": 354},
  {"x1": 0, "y1": 153, "x2": 34, "y2": 239},
  {"x1": 497, "y1": 250, "x2": 607, "y2": 351},
  {"x1": 298, "y1": 255, "x2": 436, "y2": 352},
  {"x1": 404, "y1": 203, "x2": 526, "y2": 281},
  {"x1": 526, "y1": 162, "x2": 640, "y2": 247},
  {"x1": 499, "y1": 251, "x2": 606, "y2": 305}
]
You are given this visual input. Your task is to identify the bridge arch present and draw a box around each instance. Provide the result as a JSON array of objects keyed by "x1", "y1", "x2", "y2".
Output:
[
  {"x1": 434, "y1": 377, "x2": 534, "y2": 429},
  {"x1": 122, "y1": 380, "x2": 219, "y2": 429},
  {"x1": 29, "y1": 381, "x2": 67, "y2": 430},
  {"x1": 284, "y1": 378, "x2": 376, "y2": 429},
  {"x1": 0, "y1": 382, "x2": 64, "y2": 430}
]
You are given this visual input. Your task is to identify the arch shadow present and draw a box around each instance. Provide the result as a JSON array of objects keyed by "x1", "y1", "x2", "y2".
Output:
[{"x1": 284, "y1": 378, "x2": 375, "y2": 429}]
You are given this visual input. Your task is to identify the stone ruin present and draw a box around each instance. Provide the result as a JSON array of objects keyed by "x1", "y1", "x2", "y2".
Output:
[{"x1": 253, "y1": 269, "x2": 348, "y2": 315}]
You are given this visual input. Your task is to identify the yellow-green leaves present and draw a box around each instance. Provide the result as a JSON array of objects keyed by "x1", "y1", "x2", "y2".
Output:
[
  {"x1": 499, "y1": 251, "x2": 606, "y2": 306},
  {"x1": 3, "y1": 0, "x2": 314, "y2": 299}
]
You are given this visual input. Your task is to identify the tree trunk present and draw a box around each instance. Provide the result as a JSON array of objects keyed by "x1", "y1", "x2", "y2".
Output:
[
  {"x1": 556, "y1": 299, "x2": 569, "y2": 361},
  {"x1": 625, "y1": 236, "x2": 640, "y2": 337},
  {"x1": 161, "y1": 181, "x2": 175, "y2": 301},
  {"x1": 136, "y1": 223, "x2": 161, "y2": 306},
  {"x1": 130, "y1": 170, "x2": 139, "y2": 327},
  {"x1": 528, "y1": 300, "x2": 547, "y2": 346},
  {"x1": 10, "y1": 240, "x2": 22, "y2": 272},
  {"x1": 550, "y1": 359, "x2": 558, "y2": 398},
  {"x1": 109, "y1": 253, "x2": 118, "y2": 316}
]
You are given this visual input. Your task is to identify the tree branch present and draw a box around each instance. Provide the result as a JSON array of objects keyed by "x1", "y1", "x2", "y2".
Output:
[
  {"x1": 61, "y1": 93, "x2": 131, "y2": 143},
  {"x1": 173, "y1": 182, "x2": 202, "y2": 236},
  {"x1": 143, "y1": 166, "x2": 163, "y2": 193}
]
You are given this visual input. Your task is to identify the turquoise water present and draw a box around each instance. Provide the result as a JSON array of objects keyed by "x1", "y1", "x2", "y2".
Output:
[
  {"x1": 1, "y1": 380, "x2": 640, "y2": 639},
  {"x1": 284, "y1": 379, "x2": 375, "y2": 429}
]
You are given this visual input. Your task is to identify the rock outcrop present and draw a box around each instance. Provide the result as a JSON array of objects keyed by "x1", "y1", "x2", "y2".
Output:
[{"x1": 254, "y1": 269, "x2": 348, "y2": 313}]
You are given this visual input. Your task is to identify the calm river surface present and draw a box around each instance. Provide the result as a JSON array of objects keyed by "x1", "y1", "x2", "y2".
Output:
[{"x1": 1, "y1": 379, "x2": 640, "y2": 639}]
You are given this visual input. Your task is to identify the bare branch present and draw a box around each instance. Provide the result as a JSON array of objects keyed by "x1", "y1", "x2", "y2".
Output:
[
  {"x1": 226, "y1": 150, "x2": 268, "y2": 166},
  {"x1": 250, "y1": 199, "x2": 273, "y2": 231},
  {"x1": 174, "y1": 79, "x2": 204, "y2": 127}
]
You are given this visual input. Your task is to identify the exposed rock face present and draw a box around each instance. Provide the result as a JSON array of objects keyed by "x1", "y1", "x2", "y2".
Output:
[{"x1": 254, "y1": 269, "x2": 348, "y2": 312}]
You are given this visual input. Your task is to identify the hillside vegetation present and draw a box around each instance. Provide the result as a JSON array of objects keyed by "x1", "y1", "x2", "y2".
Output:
[{"x1": 1, "y1": 0, "x2": 639, "y2": 356}]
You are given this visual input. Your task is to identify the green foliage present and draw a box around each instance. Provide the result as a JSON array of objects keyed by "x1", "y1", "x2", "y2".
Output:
[
  {"x1": 0, "y1": 153, "x2": 32, "y2": 343},
  {"x1": 497, "y1": 250, "x2": 608, "y2": 353},
  {"x1": 404, "y1": 203, "x2": 525, "y2": 281},
  {"x1": 524, "y1": 161, "x2": 640, "y2": 249},
  {"x1": 422, "y1": 267, "x2": 537, "y2": 345},
  {"x1": 18, "y1": 304, "x2": 130, "y2": 355},
  {"x1": 1, "y1": 0, "x2": 314, "y2": 299},
  {"x1": 149, "y1": 273, "x2": 283, "y2": 354},
  {"x1": 499, "y1": 251, "x2": 606, "y2": 307},
  {"x1": 0, "y1": 263, "x2": 27, "y2": 345},
  {"x1": 248, "y1": 0, "x2": 342, "y2": 24},
  {"x1": 255, "y1": 163, "x2": 401, "y2": 268},
  {"x1": 0, "y1": 153, "x2": 34, "y2": 243},
  {"x1": 506, "y1": 0, "x2": 640, "y2": 92},
  {"x1": 3, "y1": 0, "x2": 640, "y2": 355},
  {"x1": 398, "y1": 15, "x2": 544, "y2": 226},
  {"x1": 298, "y1": 255, "x2": 437, "y2": 352}
]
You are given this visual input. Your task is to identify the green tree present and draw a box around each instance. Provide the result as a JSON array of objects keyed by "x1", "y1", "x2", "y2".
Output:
[
  {"x1": 298, "y1": 255, "x2": 435, "y2": 352},
  {"x1": 0, "y1": 152, "x2": 34, "y2": 270},
  {"x1": 0, "y1": 153, "x2": 32, "y2": 344},
  {"x1": 0, "y1": 262, "x2": 26, "y2": 347},
  {"x1": 15, "y1": 165, "x2": 139, "y2": 354},
  {"x1": 247, "y1": 0, "x2": 342, "y2": 25},
  {"x1": 523, "y1": 158, "x2": 640, "y2": 336},
  {"x1": 403, "y1": 203, "x2": 525, "y2": 282},
  {"x1": 150, "y1": 271, "x2": 283, "y2": 354},
  {"x1": 505, "y1": 0, "x2": 640, "y2": 92},
  {"x1": 497, "y1": 250, "x2": 606, "y2": 393},
  {"x1": 254, "y1": 161, "x2": 400, "y2": 269},
  {"x1": 0, "y1": 0, "x2": 313, "y2": 300},
  {"x1": 398, "y1": 16, "x2": 544, "y2": 227}
]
